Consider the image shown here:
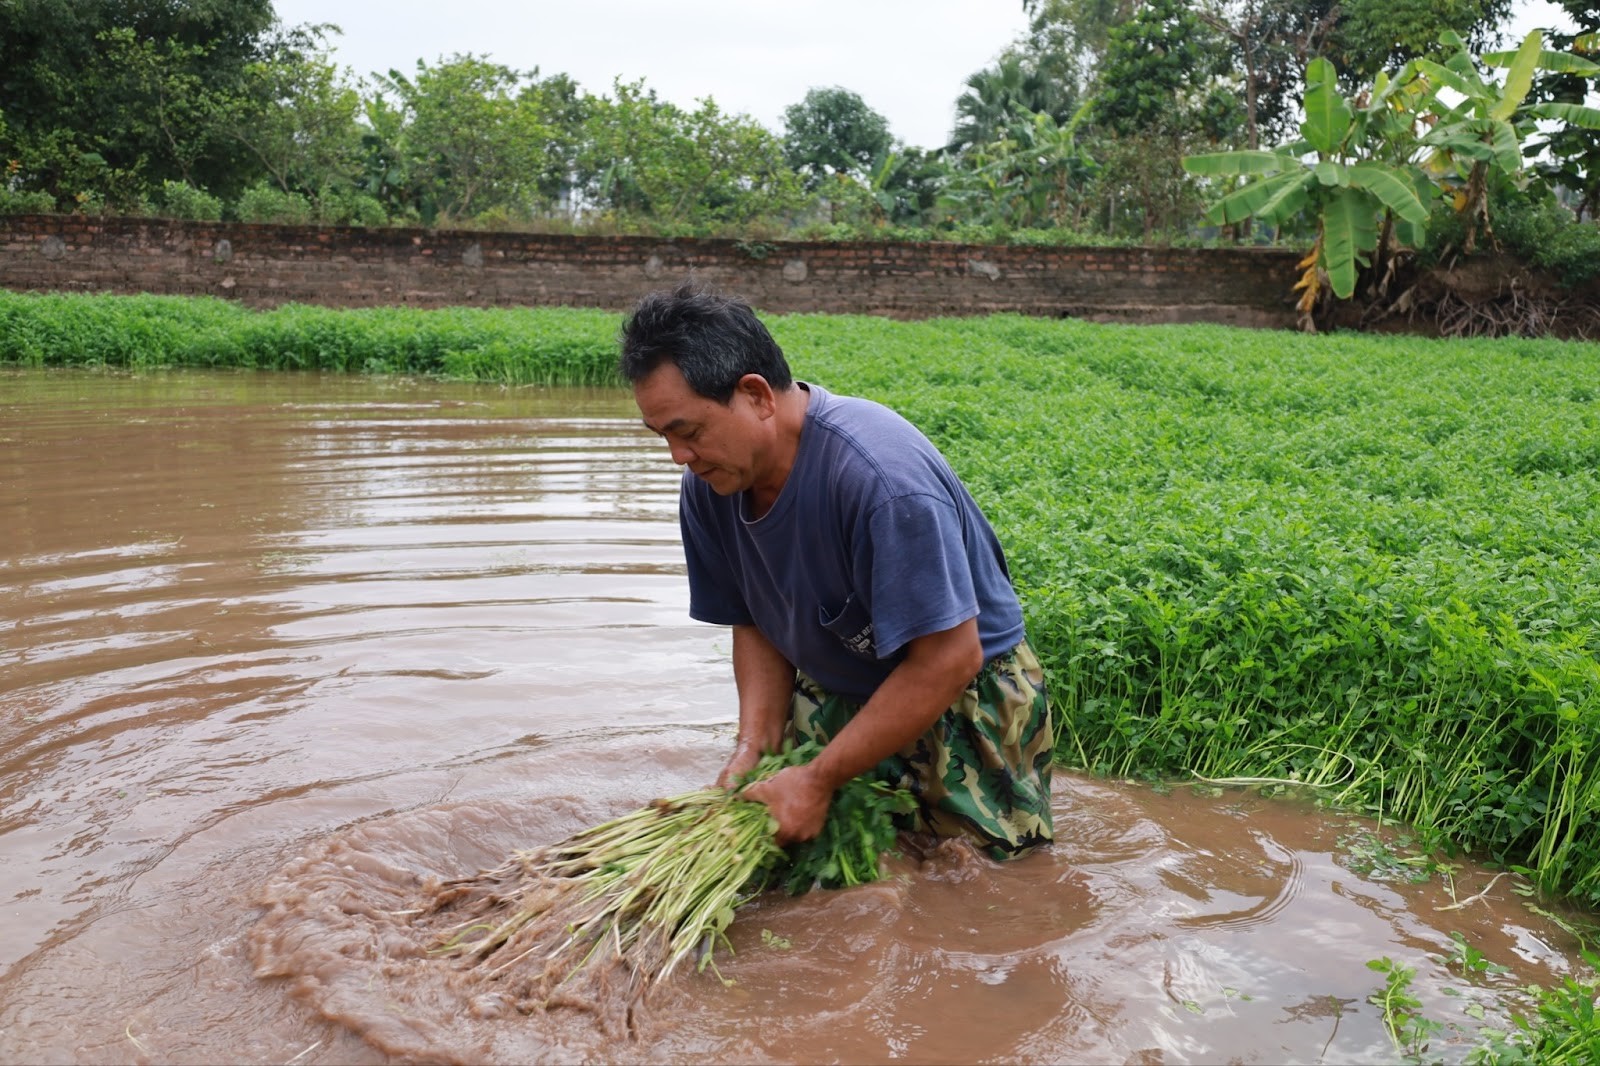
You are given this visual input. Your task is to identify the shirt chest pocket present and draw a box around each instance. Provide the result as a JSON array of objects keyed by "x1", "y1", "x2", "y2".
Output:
[{"x1": 819, "y1": 593, "x2": 876, "y2": 660}]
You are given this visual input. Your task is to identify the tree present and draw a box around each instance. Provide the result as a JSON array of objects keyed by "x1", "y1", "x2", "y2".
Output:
[
  {"x1": 948, "y1": 53, "x2": 1076, "y2": 153},
  {"x1": 1086, "y1": 121, "x2": 1214, "y2": 240},
  {"x1": 227, "y1": 24, "x2": 365, "y2": 205},
  {"x1": 1198, "y1": 0, "x2": 1340, "y2": 150},
  {"x1": 938, "y1": 112, "x2": 1097, "y2": 229},
  {"x1": 1184, "y1": 57, "x2": 1434, "y2": 323},
  {"x1": 574, "y1": 80, "x2": 672, "y2": 219},
  {"x1": 518, "y1": 73, "x2": 588, "y2": 211},
  {"x1": 0, "y1": 0, "x2": 276, "y2": 204},
  {"x1": 1184, "y1": 33, "x2": 1600, "y2": 325},
  {"x1": 1416, "y1": 29, "x2": 1600, "y2": 252},
  {"x1": 1082, "y1": 0, "x2": 1239, "y2": 239},
  {"x1": 1332, "y1": 0, "x2": 1512, "y2": 79},
  {"x1": 355, "y1": 88, "x2": 413, "y2": 221},
  {"x1": 781, "y1": 87, "x2": 894, "y2": 189},
  {"x1": 372, "y1": 55, "x2": 554, "y2": 224},
  {"x1": 1022, "y1": 0, "x2": 1139, "y2": 68},
  {"x1": 834, "y1": 146, "x2": 951, "y2": 228},
  {"x1": 1090, "y1": 0, "x2": 1235, "y2": 138},
  {"x1": 877, "y1": 147, "x2": 951, "y2": 226},
  {"x1": 1528, "y1": 2, "x2": 1600, "y2": 220},
  {"x1": 1030, "y1": 0, "x2": 1512, "y2": 147},
  {"x1": 577, "y1": 81, "x2": 804, "y2": 229}
]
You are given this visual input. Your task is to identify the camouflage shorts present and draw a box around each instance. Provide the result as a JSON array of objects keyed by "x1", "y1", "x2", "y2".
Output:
[{"x1": 789, "y1": 640, "x2": 1055, "y2": 861}]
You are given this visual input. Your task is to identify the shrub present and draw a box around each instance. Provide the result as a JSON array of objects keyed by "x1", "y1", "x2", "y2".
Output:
[
  {"x1": 235, "y1": 183, "x2": 314, "y2": 225},
  {"x1": 156, "y1": 181, "x2": 224, "y2": 222},
  {"x1": 0, "y1": 188, "x2": 56, "y2": 214},
  {"x1": 1424, "y1": 195, "x2": 1600, "y2": 290},
  {"x1": 1495, "y1": 198, "x2": 1600, "y2": 289},
  {"x1": 315, "y1": 187, "x2": 388, "y2": 227}
]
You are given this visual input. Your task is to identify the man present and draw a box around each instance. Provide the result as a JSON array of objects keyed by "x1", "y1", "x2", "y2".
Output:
[{"x1": 619, "y1": 282, "x2": 1053, "y2": 860}]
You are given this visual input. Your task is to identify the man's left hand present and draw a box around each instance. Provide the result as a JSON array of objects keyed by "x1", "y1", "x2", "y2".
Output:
[{"x1": 740, "y1": 764, "x2": 833, "y2": 846}]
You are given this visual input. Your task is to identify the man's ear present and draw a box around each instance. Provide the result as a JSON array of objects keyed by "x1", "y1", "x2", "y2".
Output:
[{"x1": 736, "y1": 373, "x2": 777, "y2": 418}]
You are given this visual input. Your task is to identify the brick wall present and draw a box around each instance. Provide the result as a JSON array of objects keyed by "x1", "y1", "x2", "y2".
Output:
[{"x1": 0, "y1": 214, "x2": 1304, "y2": 328}]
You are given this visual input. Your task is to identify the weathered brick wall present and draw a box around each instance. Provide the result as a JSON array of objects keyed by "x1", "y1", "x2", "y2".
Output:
[{"x1": 0, "y1": 214, "x2": 1304, "y2": 327}]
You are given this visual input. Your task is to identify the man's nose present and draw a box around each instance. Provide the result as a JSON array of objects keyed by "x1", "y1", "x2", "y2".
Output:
[{"x1": 667, "y1": 438, "x2": 695, "y2": 465}]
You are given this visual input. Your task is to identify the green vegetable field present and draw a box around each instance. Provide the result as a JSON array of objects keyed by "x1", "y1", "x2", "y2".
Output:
[{"x1": 5, "y1": 291, "x2": 1598, "y2": 908}]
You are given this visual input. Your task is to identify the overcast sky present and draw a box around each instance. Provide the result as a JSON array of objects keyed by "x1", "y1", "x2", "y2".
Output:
[
  {"x1": 269, "y1": 0, "x2": 1578, "y2": 153},
  {"x1": 268, "y1": 0, "x2": 1032, "y2": 151}
]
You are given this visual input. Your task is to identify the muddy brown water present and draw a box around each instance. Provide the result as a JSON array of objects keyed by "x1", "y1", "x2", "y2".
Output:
[{"x1": 0, "y1": 368, "x2": 1588, "y2": 1065}]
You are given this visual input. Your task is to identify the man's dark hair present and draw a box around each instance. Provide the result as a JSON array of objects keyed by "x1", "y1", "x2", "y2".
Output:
[{"x1": 618, "y1": 281, "x2": 794, "y2": 402}]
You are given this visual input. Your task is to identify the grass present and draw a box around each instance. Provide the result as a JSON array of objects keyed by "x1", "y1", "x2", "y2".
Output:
[
  {"x1": 3, "y1": 291, "x2": 1598, "y2": 916},
  {"x1": 1362, "y1": 939, "x2": 1600, "y2": 1064},
  {"x1": 1471, "y1": 952, "x2": 1600, "y2": 1063}
]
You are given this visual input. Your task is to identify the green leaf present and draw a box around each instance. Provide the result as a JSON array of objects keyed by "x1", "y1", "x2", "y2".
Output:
[
  {"x1": 1485, "y1": 118, "x2": 1522, "y2": 173},
  {"x1": 1481, "y1": 49, "x2": 1600, "y2": 77},
  {"x1": 1319, "y1": 189, "x2": 1380, "y2": 300},
  {"x1": 1437, "y1": 33, "x2": 1490, "y2": 96},
  {"x1": 1346, "y1": 163, "x2": 1428, "y2": 223},
  {"x1": 1369, "y1": 65, "x2": 1425, "y2": 112},
  {"x1": 1395, "y1": 216, "x2": 1428, "y2": 249},
  {"x1": 1412, "y1": 59, "x2": 1478, "y2": 101},
  {"x1": 1490, "y1": 31, "x2": 1543, "y2": 121},
  {"x1": 1525, "y1": 102, "x2": 1600, "y2": 130},
  {"x1": 1302, "y1": 58, "x2": 1353, "y2": 157},
  {"x1": 1393, "y1": 168, "x2": 1435, "y2": 246},
  {"x1": 1182, "y1": 150, "x2": 1290, "y2": 177},
  {"x1": 1423, "y1": 120, "x2": 1498, "y2": 162},
  {"x1": 1314, "y1": 161, "x2": 1349, "y2": 187},
  {"x1": 1204, "y1": 171, "x2": 1311, "y2": 225}
]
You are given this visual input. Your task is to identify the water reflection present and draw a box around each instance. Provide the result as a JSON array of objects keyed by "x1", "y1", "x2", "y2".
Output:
[{"x1": 0, "y1": 371, "x2": 720, "y2": 981}]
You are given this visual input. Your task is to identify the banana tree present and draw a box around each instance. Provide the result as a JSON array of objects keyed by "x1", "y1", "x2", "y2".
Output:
[
  {"x1": 1415, "y1": 29, "x2": 1600, "y2": 253},
  {"x1": 937, "y1": 112, "x2": 1097, "y2": 230},
  {"x1": 1183, "y1": 58, "x2": 1434, "y2": 328}
]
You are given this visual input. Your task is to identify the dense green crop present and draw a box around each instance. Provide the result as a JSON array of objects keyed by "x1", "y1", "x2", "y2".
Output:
[
  {"x1": 4, "y1": 292, "x2": 1598, "y2": 912},
  {"x1": 776, "y1": 314, "x2": 1600, "y2": 909},
  {"x1": 774, "y1": 314, "x2": 1597, "y2": 911},
  {"x1": 0, "y1": 292, "x2": 621, "y2": 384}
]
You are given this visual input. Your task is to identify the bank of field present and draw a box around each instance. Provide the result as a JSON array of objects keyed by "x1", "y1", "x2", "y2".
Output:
[{"x1": 4, "y1": 292, "x2": 1599, "y2": 911}]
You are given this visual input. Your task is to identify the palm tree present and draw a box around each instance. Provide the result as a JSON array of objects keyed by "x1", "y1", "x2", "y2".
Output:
[{"x1": 948, "y1": 54, "x2": 1076, "y2": 154}]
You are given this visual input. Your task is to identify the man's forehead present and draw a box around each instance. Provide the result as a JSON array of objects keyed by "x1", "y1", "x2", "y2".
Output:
[{"x1": 641, "y1": 414, "x2": 698, "y2": 434}]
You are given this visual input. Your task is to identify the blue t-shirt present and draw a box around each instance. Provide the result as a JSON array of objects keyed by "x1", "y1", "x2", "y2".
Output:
[{"x1": 680, "y1": 382, "x2": 1026, "y2": 704}]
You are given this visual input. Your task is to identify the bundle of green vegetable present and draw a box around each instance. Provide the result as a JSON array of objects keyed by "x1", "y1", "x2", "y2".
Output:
[{"x1": 422, "y1": 742, "x2": 914, "y2": 1009}]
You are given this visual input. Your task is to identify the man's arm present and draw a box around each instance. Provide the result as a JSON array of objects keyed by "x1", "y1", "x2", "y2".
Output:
[
  {"x1": 742, "y1": 616, "x2": 983, "y2": 844},
  {"x1": 715, "y1": 624, "x2": 796, "y2": 788}
]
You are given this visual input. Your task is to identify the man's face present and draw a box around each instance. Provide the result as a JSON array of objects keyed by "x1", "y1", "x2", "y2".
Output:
[{"x1": 633, "y1": 362, "x2": 769, "y2": 496}]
